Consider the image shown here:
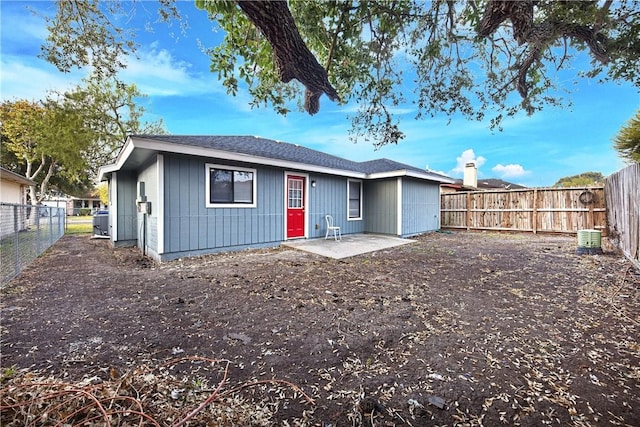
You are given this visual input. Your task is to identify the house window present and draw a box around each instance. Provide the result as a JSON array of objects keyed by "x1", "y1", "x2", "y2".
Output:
[
  {"x1": 348, "y1": 179, "x2": 362, "y2": 220},
  {"x1": 206, "y1": 164, "x2": 256, "y2": 208}
]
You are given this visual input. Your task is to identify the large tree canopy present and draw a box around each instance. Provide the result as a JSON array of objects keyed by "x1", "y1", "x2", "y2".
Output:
[
  {"x1": 0, "y1": 76, "x2": 166, "y2": 202},
  {"x1": 0, "y1": 99, "x2": 91, "y2": 204},
  {"x1": 613, "y1": 109, "x2": 640, "y2": 163},
  {"x1": 59, "y1": 76, "x2": 167, "y2": 167},
  {"x1": 43, "y1": 0, "x2": 640, "y2": 146},
  {"x1": 553, "y1": 171, "x2": 605, "y2": 187}
]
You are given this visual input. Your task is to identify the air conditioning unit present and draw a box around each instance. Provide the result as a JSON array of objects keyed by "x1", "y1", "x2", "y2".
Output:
[
  {"x1": 92, "y1": 211, "x2": 109, "y2": 237},
  {"x1": 576, "y1": 229, "x2": 602, "y2": 255}
]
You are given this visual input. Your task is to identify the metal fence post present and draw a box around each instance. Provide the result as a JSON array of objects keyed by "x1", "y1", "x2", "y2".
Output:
[
  {"x1": 13, "y1": 204, "x2": 19, "y2": 279},
  {"x1": 36, "y1": 206, "x2": 41, "y2": 256},
  {"x1": 49, "y1": 208, "x2": 54, "y2": 246}
]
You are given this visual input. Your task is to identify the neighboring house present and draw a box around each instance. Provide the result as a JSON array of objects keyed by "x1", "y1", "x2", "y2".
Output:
[
  {"x1": 441, "y1": 163, "x2": 526, "y2": 193},
  {"x1": 441, "y1": 179, "x2": 527, "y2": 193},
  {"x1": 0, "y1": 167, "x2": 36, "y2": 237},
  {"x1": 99, "y1": 135, "x2": 455, "y2": 261},
  {"x1": 42, "y1": 193, "x2": 104, "y2": 216},
  {"x1": 0, "y1": 167, "x2": 34, "y2": 205}
]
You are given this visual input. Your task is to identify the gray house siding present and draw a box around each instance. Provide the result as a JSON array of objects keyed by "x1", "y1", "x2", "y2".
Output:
[
  {"x1": 156, "y1": 157, "x2": 370, "y2": 259},
  {"x1": 114, "y1": 171, "x2": 138, "y2": 245},
  {"x1": 401, "y1": 178, "x2": 441, "y2": 236},
  {"x1": 161, "y1": 154, "x2": 285, "y2": 260},
  {"x1": 364, "y1": 179, "x2": 399, "y2": 235},
  {"x1": 307, "y1": 174, "x2": 366, "y2": 238}
]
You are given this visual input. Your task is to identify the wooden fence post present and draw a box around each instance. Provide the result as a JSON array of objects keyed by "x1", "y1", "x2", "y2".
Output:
[
  {"x1": 466, "y1": 192, "x2": 471, "y2": 231},
  {"x1": 532, "y1": 188, "x2": 538, "y2": 234}
]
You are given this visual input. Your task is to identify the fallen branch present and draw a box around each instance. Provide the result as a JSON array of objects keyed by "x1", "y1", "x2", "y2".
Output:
[{"x1": 0, "y1": 356, "x2": 315, "y2": 426}]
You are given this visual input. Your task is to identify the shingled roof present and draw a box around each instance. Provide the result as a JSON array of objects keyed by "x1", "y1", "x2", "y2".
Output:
[
  {"x1": 141, "y1": 135, "x2": 363, "y2": 172},
  {"x1": 0, "y1": 167, "x2": 36, "y2": 186},
  {"x1": 447, "y1": 177, "x2": 527, "y2": 190},
  {"x1": 100, "y1": 135, "x2": 454, "y2": 183}
]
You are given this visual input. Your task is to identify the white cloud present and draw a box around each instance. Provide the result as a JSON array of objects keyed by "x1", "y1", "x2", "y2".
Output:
[
  {"x1": 492, "y1": 163, "x2": 529, "y2": 178},
  {"x1": 0, "y1": 43, "x2": 217, "y2": 102},
  {"x1": 0, "y1": 45, "x2": 220, "y2": 102},
  {"x1": 0, "y1": 58, "x2": 86, "y2": 101},
  {"x1": 120, "y1": 43, "x2": 222, "y2": 97},
  {"x1": 1, "y1": 3, "x2": 50, "y2": 44},
  {"x1": 452, "y1": 149, "x2": 486, "y2": 175},
  {"x1": 426, "y1": 166, "x2": 448, "y2": 176}
]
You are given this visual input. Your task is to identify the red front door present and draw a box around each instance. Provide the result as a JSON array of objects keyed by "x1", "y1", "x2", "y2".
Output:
[{"x1": 286, "y1": 176, "x2": 305, "y2": 239}]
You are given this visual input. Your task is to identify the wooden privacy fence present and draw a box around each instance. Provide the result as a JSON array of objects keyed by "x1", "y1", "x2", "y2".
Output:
[
  {"x1": 440, "y1": 187, "x2": 607, "y2": 235},
  {"x1": 605, "y1": 164, "x2": 639, "y2": 268}
]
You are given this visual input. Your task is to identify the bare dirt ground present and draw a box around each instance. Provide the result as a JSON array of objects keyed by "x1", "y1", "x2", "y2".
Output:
[{"x1": 1, "y1": 232, "x2": 639, "y2": 426}]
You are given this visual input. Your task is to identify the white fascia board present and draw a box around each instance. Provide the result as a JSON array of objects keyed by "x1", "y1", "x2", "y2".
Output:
[
  {"x1": 97, "y1": 137, "x2": 135, "y2": 181},
  {"x1": 97, "y1": 165, "x2": 117, "y2": 181},
  {"x1": 0, "y1": 168, "x2": 36, "y2": 186},
  {"x1": 365, "y1": 169, "x2": 455, "y2": 183},
  {"x1": 405, "y1": 170, "x2": 456, "y2": 183},
  {"x1": 366, "y1": 170, "x2": 406, "y2": 180},
  {"x1": 131, "y1": 137, "x2": 367, "y2": 179}
]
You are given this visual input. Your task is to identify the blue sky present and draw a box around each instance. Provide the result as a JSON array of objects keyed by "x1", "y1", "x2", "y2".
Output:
[{"x1": 1, "y1": 1, "x2": 638, "y2": 187}]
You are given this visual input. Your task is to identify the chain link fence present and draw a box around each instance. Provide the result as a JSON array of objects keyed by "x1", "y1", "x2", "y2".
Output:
[{"x1": 1, "y1": 203, "x2": 66, "y2": 285}]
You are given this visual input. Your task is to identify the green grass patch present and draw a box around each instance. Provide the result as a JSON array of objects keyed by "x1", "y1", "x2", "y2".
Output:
[
  {"x1": 66, "y1": 222, "x2": 93, "y2": 234},
  {"x1": 67, "y1": 215, "x2": 92, "y2": 222}
]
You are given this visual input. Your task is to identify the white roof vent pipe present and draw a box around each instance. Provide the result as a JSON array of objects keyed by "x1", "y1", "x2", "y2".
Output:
[{"x1": 463, "y1": 162, "x2": 477, "y2": 188}]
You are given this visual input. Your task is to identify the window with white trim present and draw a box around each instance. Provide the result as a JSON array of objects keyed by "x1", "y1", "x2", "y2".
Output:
[
  {"x1": 288, "y1": 177, "x2": 304, "y2": 208},
  {"x1": 205, "y1": 164, "x2": 256, "y2": 208},
  {"x1": 347, "y1": 179, "x2": 362, "y2": 220}
]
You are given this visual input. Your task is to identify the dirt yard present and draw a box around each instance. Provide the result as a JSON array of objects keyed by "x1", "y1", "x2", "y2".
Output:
[{"x1": 1, "y1": 232, "x2": 639, "y2": 426}]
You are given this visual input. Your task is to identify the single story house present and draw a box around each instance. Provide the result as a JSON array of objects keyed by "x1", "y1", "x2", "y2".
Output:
[
  {"x1": 42, "y1": 193, "x2": 105, "y2": 216},
  {"x1": 98, "y1": 135, "x2": 454, "y2": 261},
  {"x1": 441, "y1": 163, "x2": 526, "y2": 193},
  {"x1": 441, "y1": 179, "x2": 527, "y2": 193},
  {"x1": 0, "y1": 167, "x2": 36, "y2": 238},
  {"x1": 0, "y1": 167, "x2": 35, "y2": 205}
]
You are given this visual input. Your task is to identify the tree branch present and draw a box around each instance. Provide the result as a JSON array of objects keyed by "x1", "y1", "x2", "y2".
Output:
[
  {"x1": 27, "y1": 153, "x2": 46, "y2": 182},
  {"x1": 595, "y1": 0, "x2": 613, "y2": 32},
  {"x1": 478, "y1": 0, "x2": 611, "y2": 99},
  {"x1": 517, "y1": 45, "x2": 542, "y2": 99},
  {"x1": 478, "y1": 0, "x2": 534, "y2": 44},
  {"x1": 325, "y1": 2, "x2": 352, "y2": 72},
  {"x1": 235, "y1": 0, "x2": 340, "y2": 115},
  {"x1": 39, "y1": 160, "x2": 58, "y2": 203}
]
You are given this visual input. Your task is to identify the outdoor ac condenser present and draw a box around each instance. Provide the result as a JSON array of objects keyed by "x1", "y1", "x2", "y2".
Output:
[{"x1": 92, "y1": 211, "x2": 109, "y2": 237}]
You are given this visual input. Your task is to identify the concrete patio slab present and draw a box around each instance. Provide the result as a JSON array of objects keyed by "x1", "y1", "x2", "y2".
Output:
[{"x1": 282, "y1": 234, "x2": 415, "y2": 259}]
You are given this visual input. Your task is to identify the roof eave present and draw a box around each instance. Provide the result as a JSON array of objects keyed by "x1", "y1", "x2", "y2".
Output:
[
  {"x1": 0, "y1": 167, "x2": 37, "y2": 186},
  {"x1": 98, "y1": 137, "x2": 136, "y2": 181},
  {"x1": 367, "y1": 169, "x2": 455, "y2": 183},
  {"x1": 104, "y1": 136, "x2": 368, "y2": 179}
]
